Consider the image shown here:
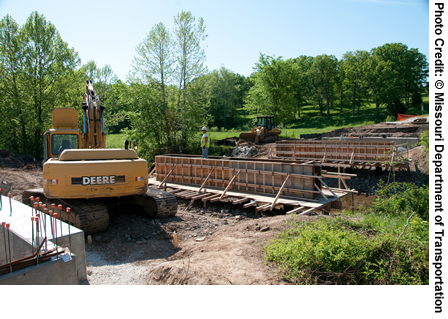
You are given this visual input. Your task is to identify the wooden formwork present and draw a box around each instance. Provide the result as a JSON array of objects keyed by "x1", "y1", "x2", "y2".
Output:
[
  {"x1": 155, "y1": 154, "x2": 321, "y2": 199},
  {"x1": 151, "y1": 154, "x2": 356, "y2": 215},
  {"x1": 275, "y1": 139, "x2": 408, "y2": 169}
]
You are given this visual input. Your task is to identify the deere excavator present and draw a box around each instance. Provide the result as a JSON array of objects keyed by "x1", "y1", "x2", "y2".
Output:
[
  {"x1": 239, "y1": 115, "x2": 281, "y2": 143},
  {"x1": 22, "y1": 81, "x2": 177, "y2": 235}
]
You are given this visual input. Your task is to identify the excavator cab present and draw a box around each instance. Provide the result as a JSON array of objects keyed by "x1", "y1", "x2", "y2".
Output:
[{"x1": 43, "y1": 108, "x2": 82, "y2": 161}]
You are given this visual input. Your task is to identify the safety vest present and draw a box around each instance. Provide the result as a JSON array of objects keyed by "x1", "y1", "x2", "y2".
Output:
[{"x1": 201, "y1": 133, "x2": 210, "y2": 147}]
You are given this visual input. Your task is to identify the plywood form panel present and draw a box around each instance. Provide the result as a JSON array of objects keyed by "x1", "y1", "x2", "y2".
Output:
[{"x1": 155, "y1": 155, "x2": 319, "y2": 199}]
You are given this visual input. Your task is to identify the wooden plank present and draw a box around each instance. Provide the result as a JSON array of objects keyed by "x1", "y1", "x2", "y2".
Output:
[
  {"x1": 167, "y1": 189, "x2": 183, "y2": 194},
  {"x1": 286, "y1": 206, "x2": 307, "y2": 214},
  {"x1": 201, "y1": 194, "x2": 220, "y2": 202},
  {"x1": 210, "y1": 195, "x2": 228, "y2": 203},
  {"x1": 256, "y1": 203, "x2": 271, "y2": 212},
  {"x1": 182, "y1": 192, "x2": 202, "y2": 199},
  {"x1": 298, "y1": 206, "x2": 321, "y2": 215},
  {"x1": 270, "y1": 173, "x2": 290, "y2": 211},
  {"x1": 232, "y1": 197, "x2": 250, "y2": 205},
  {"x1": 190, "y1": 193, "x2": 212, "y2": 200},
  {"x1": 319, "y1": 178, "x2": 338, "y2": 198},
  {"x1": 314, "y1": 183, "x2": 328, "y2": 200},
  {"x1": 157, "y1": 164, "x2": 177, "y2": 189},
  {"x1": 219, "y1": 170, "x2": 241, "y2": 200},
  {"x1": 197, "y1": 167, "x2": 216, "y2": 194},
  {"x1": 243, "y1": 201, "x2": 257, "y2": 208}
]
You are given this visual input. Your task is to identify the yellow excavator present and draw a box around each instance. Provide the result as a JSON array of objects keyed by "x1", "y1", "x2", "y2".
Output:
[
  {"x1": 239, "y1": 115, "x2": 281, "y2": 143},
  {"x1": 22, "y1": 81, "x2": 177, "y2": 235}
]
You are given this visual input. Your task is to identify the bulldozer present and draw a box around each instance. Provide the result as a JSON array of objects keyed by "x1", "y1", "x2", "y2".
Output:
[
  {"x1": 239, "y1": 115, "x2": 281, "y2": 143},
  {"x1": 22, "y1": 81, "x2": 177, "y2": 235}
]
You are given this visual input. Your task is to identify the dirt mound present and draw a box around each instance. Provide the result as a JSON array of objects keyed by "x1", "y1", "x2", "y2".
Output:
[{"x1": 404, "y1": 145, "x2": 428, "y2": 174}]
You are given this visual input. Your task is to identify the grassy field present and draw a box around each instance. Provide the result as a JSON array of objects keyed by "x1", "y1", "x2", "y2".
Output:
[
  {"x1": 106, "y1": 134, "x2": 127, "y2": 149},
  {"x1": 108, "y1": 95, "x2": 429, "y2": 147}
]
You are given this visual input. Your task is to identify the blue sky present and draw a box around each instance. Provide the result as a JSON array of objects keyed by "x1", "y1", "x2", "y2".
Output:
[{"x1": 0, "y1": 0, "x2": 429, "y2": 81}]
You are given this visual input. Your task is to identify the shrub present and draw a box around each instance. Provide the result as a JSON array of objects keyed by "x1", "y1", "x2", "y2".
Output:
[
  {"x1": 419, "y1": 130, "x2": 429, "y2": 154},
  {"x1": 385, "y1": 115, "x2": 396, "y2": 122},
  {"x1": 371, "y1": 181, "x2": 429, "y2": 221},
  {"x1": 264, "y1": 214, "x2": 429, "y2": 285}
]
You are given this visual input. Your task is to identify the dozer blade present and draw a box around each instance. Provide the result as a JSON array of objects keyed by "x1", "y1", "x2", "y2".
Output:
[
  {"x1": 259, "y1": 132, "x2": 279, "y2": 143},
  {"x1": 239, "y1": 133, "x2": 257, "y2": 143}
]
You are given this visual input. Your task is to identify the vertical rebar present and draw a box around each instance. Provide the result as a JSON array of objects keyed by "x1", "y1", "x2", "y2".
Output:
[
  {"x1": 6, "y1": 223, "x2": 12, "y2": 273},
  {"x1": 53, "y1": 213, "x2": 58, "y2": 259},
  {"x1": 43, "y1": 210, "x2": 47, "y2": 251},
  {"x1": 29, "y1": 196, "x2": 34, "y2": 216},
  {"x1": 31, "y1": 217, "x2": 35, "y2": 255},
  {"x1": 35, "y1": 216, "x2": 40, "y2": 264},
  {"x1": 35, "y1": 213, "x2": 40, "y2": 246},
  {"x1": 67, "y1": 207, "x2": 72, "y2": 253},
  {"x1": 59, "y1": 215, "x2": 63, "y2": 247},
  {"x1": 48, "y1": 209, "x2": 54, "y2": 238},
  {"x1": 8, "y1": 193, "x2": 12, "y2": 216},
  {"x1": 2, "y1": 222, "x2": 7, "y2": 267},
  {"x1": 0, "y1": 188, "x2": 3, "y2": 211}
]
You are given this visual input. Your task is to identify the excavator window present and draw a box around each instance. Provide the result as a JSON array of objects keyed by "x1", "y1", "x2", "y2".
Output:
[
  {"x1": 257, "y1": 117, "x2": 266, "y2": 127},
  {"x1": 52, "y1": 134, "x2": 78, "y2": 155}
]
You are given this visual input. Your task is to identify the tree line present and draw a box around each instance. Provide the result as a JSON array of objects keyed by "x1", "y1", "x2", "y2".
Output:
[{"x1": 0, "y1": 11, "x2": 428, "y2": 160}]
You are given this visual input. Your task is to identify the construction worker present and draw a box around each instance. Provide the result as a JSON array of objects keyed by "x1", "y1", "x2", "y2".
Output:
[{"x1": 201, "y1": 126, "x2": 209, "y2": 159}]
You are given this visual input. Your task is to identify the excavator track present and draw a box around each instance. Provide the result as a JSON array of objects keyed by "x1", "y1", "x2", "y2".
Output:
[
  {"x1": 22, "y1": 187, "x2": 178, "y2": 236},
  {"x1": 129, "y1": 187, "x2": 178, "y2": 219},
  {"x1": 22, "y1": 189, "x2": 109, "y2": 235},
  {"x1": 142, "y1": 187, "x2": 178, "y2": 218}
]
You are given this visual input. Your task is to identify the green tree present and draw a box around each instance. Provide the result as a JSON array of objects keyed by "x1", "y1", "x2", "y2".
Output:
[
  {"x1": 128, "y1": 11, "x2": 210, "y2": 159},
  {"x1": 373, "y1": 43, "x2": 428, "y2": 107},
  {"x1": 308, "y1": 54, "x2": 338, "y2": 118},
  {"x1": 362, "y1": 51, "x2": 392, "y2": 119},
  {"x1": 204, "y1": 67, "x2": 244, "y2": 129},
  {"x1": 291, "y1": 55, "x2": 313, "y2": 118},
  {"x1": 342, "y1": 50, "x2": 369, "y2": 116},
  {"x1": 132, "y1": 22, "x2": 173, "y2": 114},
  {"x1": 173, "y1": 10, "x2": 208, "y2": 151},
  {"x1": 245, "y1": 54, "x2": 298, "y2": 124},
  {"x1": 0, "y1": 12, "x2": 79, "y2": 158}
]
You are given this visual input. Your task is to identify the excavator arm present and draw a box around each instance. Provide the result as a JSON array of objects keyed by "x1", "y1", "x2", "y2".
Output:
[{"x1": 82, "y1": 80, "x2": 106, "y2": 149}]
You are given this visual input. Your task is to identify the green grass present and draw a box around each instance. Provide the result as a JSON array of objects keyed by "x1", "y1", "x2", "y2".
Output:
[{"x1": 106, "y1": 133, "x2": 127, "y2": 149}]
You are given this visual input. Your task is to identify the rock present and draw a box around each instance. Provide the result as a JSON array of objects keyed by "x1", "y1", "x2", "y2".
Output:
[
  {"x1": 260, "y1": 226, "x2": 270, "y2": 232},
  {"x1": 195, "y1": 237, "x2": 206, "y2": 241},
  {"x1": 235, "y1": 215, "x2": 241, "y2": 220},
  {"x1": 136, "y1": 240, "x2": 147, "y2": 245}
]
